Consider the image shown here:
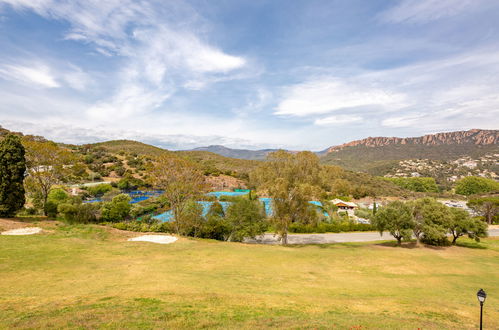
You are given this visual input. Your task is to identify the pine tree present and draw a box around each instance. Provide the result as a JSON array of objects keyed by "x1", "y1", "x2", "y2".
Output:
[{"x1": 0, "y1": 134, "x2": 26, "y2": 217}]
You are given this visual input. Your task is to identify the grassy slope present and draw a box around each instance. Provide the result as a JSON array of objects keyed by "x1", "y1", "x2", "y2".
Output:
[
  {"x1": 1, "y1": 221, "x2": 498, "y2": 329},
  {"x1": 87, "y1": 140, "x2": 169, "y2": 156},
  {"x1": 176, "y1": 150, "x2": 260, "y2": 175}
]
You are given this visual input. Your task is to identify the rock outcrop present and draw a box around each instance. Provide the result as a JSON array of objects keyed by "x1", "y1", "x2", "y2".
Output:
[{"x1": 326, "y1": 129, "x2": 499, "y2": 153}]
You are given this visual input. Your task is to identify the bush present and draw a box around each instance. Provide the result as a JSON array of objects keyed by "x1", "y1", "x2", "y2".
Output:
[
  {"x1": 111, "y1": 221, "x2": 173, "y2": 233},
  {"x1": 289, "y1": 222, "x2": 374, "y2": 233},
  {"x1": 455, "y1": 176, "x2": 499, "y2": 196},
  {"x1": 384, "y1": 177, "x2": 439, "y2": 193},
  {"x1": 58, "y1": 202, "x2": 98, "y2": 224},
  {"x1": 44, "y1": 201, "x2": 58, "y2": 218},
  {"x1": 225, "y1": 198, "x2": 267, "y2": 242},
  {"x1": 199, "y1": 215, "x2": 231, "y2": 241},
  {"x1": 101, "y1": 194, "x2": 132, "y2": 222},
  {"x1": 87, "y1": 184, "x2": 113, "y2": 197}
]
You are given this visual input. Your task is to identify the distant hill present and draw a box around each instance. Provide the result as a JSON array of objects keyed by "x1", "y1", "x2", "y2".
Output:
[
  {"x1": 188, "y1": 145, "x2": 279, "y2": 160},
  {"x1": 85, "y1": 140, "x2": 169, "y2": 156},
  {"x1": 82, "y1": 140, "x2": 260, "y2": 179},
  {"x1": 321, "y1": 129, "x2": 499, "y2": 175}
]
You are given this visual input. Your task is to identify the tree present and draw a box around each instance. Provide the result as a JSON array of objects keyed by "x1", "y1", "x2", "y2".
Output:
[
  {"x1": 455, "y1": 176, "x2": 499, "y2": 196},
  {"x1": 372, "y1": 200, "x2": 413, "y2": 245},
  {"x1": 148, "y1": 155, "x2": 207, "y2": 234},
  {"x1": 447, "y1": 208, "x2": 487, "y2": 244},
  {"x1": 468, "y1": 196, "x2": 499, "y2": 224},
  {"x1": 207, "y1": 200, "x2": 225, "y2": 218},
  {"x1": 385, "y1": 177, "x2": 439, "y2": 193},
  {"x1": 409, "y1": 198, "x2": 451, "y2": 245},
  {"x1": 250, "y1": 151, "x2": 322, "y2": 244},
  {"x1": 225, "y1": 198, "x2": 267, "y2": 242},
  {"x1": 23, "y1": 140, "x2": 75, "y2": 215},
  {"x1": 101, "y1": 194, "x2": 132, "y2": 222},
  {"x1": 45, "y1": 188, "x2": 69, "y2": 218},
  {"x1": 179, "y1": 200, "x2": 205, "y2": 237},
  {"x1": 0, "y1": 134, "x2": 26, "y2": 217}
]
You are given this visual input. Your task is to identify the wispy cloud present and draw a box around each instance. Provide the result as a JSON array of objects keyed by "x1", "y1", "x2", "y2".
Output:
[
  {"x1": 275, "y1": 77, "x2": 407, "y2": 117},
  {"x1": 379, "y1": 0, "x2": 476, "y2": 24},
  {"x1": 0, "y1": 0, "x2": 248, "y2": 120},
  {"x1": 314, "y1": 115, "x2": 362, "y2": 126},
  {"x1": 0, "y1": 63, "x2": 59, "y2": 88}
]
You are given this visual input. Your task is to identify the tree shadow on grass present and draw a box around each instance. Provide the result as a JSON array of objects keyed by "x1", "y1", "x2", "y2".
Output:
[
  {"x1": 455, "y1": 241, "x2": 487, "y2": 249},
  {"x1": 375, "y1": 241, "x2": 420, "y2": 249},
  {"x1": 290, "y1": 240, "x2": 487, "y2": 250}
]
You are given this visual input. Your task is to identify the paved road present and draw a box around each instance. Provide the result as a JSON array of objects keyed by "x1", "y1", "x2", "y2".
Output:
[{"x1": 245, "y1": 227, "x2": 499, "y2": 245}]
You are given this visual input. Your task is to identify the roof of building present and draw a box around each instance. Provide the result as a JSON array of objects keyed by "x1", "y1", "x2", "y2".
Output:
[{"x1": 331, "y1": 199, "x2": 358, "y2": 208}]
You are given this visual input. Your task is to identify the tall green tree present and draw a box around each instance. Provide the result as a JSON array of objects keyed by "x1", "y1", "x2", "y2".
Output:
[
  {"x1": 250, "y1": 150, "x2": 322, "y2": 244},
  {"x1": 0, "y1": 134, "x2": 26, "y2": 217},
  {"x1": 409, "y1": 198, "x2": 451, "y2": 245},
  {"x1": 372, "y1": 200, "x2": 413, "y2": 245}
]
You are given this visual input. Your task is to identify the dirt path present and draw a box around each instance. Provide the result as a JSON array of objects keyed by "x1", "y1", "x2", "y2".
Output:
[{"x1": 246, "y1": 227, "x2": 499, "y2": 245}]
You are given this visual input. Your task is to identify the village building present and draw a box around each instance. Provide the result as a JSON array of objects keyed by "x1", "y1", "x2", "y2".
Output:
[{"x1": 331, "y1": 198, "x2": 358, "y2": 216}]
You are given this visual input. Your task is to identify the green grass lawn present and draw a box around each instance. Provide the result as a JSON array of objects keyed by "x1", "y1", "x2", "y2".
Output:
[{"x1": 1, "y1": 221, "x2": 498, "y2": 329}]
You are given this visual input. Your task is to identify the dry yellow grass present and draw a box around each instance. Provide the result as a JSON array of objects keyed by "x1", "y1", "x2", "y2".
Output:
[{"x1": 0, "y1": 219, "x2": 498, "y2": 329}]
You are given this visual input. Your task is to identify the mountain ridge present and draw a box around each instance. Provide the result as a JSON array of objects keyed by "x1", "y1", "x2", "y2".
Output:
[
  {"x1": 188, "y1": 145, "x2": 281, "y2": 160},
  {"x1": 324, "y1": 129, "x2": 498, "y2": 153}
]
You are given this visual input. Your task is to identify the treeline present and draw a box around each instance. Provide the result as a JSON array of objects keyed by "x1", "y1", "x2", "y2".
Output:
[
  {"x1": 372, "y1": 198, "x2": 487, "y2": 245},
  {"x1": 384, "y1": 177, "x2": 439, "y2": 193}
]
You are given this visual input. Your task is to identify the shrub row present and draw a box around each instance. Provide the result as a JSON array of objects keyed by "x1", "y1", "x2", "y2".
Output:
[{"x1": 288, "y1": 222, "x2": 374, "y2": 233}]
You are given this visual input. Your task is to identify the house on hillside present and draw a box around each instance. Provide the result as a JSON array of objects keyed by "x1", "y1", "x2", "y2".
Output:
[{"x1": 331, "y1": 199, "x2": 358, "y2": 216}]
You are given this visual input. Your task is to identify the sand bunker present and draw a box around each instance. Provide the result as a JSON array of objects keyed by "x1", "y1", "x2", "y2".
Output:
[
  {"x1": 128, "y1": 235, "x2": 177, "y2": 244},
  {"x1": 1, "y1": 227, "x2": 42, "y2": 235}
]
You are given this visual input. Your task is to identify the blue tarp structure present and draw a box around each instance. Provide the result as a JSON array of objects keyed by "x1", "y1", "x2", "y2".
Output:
[
  {"x1": 85, "y1": 190, "x2": 328, "y2": 222},
  {"x1": 152, "y1": 192, "x2": 326, "y2": 222},
  {"x1": 153, "y1": 201, "x2": 232, "y2": 222},
  {"x1": 206, "y1": 191, "x2": 249, "y2": 198},
  {"x1": 84, "y1": 190, "x2": 164, "y2": 204}
]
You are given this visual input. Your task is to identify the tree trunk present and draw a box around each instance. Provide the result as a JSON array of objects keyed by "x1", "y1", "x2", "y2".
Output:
[
  {"x1": 173, "y1": 207, "x2": 180, "y2": 235},
  {"x1": 281, "y1": 231, "x2": 288, "y2": 245},
  {"x1": 396, "y1": 237, "x2": 402, "y2": 245},
  {"x1": 452, "y1": 236, "x2": 458, "y2": 245},
  {"x1": 42, "y1": 194, "x2": 48, "y2": 216},
  {"x1": 415, "y1": 234, "x2": 421, "y2": 246}
]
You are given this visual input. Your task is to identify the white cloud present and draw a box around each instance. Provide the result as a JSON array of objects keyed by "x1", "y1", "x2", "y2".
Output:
[
  {"x1": 314, "y1": 115, "x2": 362, "y2": 126},
  {"x1": 379, "y1": 0, "x2": 476, "y2": 24},
  {"x1": 275, "y1": 78, "x2": 407, "y2": 117},
  {"x1": 0, "y1": 63, "x2": 59, "y2": 88},
  {"x1": 381, "y1": 114, "x2": 422, "y2": 128},
  {"x1": 0, "y1": 0, "x2": 248, "y2": 120}
]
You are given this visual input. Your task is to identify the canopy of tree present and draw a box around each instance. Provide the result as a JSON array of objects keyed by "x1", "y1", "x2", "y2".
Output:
[
  {"x1": 454, "y1": 176, "x2": 499, "y2": 195},
  {"x1": 0, "y1": 134, "x2": 26, "y2": 217},
  {"x1": 384, "y1": 177, "x2": 439, "y2": 193}
]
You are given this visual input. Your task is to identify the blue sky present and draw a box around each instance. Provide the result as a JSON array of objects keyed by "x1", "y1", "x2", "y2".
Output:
[{"x1": 0, "y1": 0, "x2": 498, "y2": 151}]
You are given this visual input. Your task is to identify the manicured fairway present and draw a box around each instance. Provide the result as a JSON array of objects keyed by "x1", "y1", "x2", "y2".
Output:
[{"x1": 1, "y1": 220, "x2": 498, "y2": 329}]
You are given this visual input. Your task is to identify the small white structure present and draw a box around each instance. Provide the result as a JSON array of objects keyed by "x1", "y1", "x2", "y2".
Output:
[
  {"x1": 128, "y1": 235, "x2": 177, "y2": 244},
  {"x1": 1, "y1": 227, "x2": 42, "y2": 235},
  {"x1": 331, "y1": 199, "x2": 358, "y2": 216}
]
